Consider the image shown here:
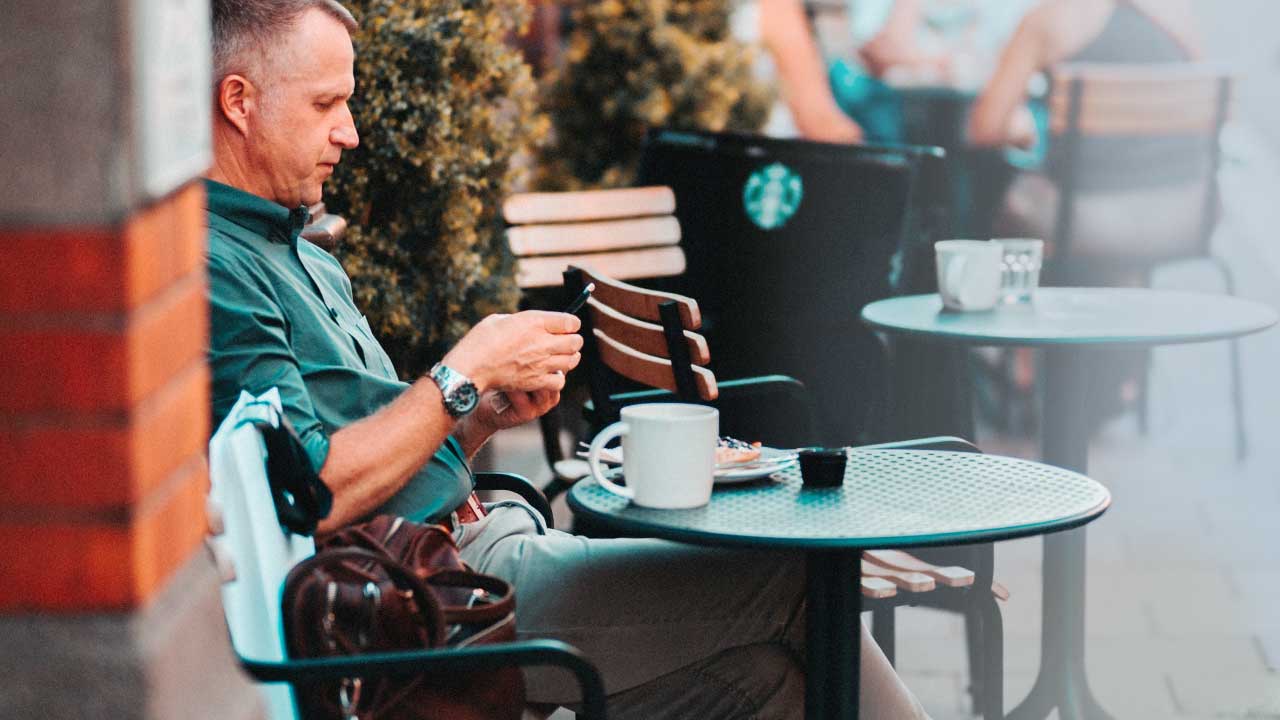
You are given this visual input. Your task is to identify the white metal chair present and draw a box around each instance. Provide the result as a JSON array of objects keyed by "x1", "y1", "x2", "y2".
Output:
[{"x1": 206, "y1": 389, "x2": 606, "y2": 719}]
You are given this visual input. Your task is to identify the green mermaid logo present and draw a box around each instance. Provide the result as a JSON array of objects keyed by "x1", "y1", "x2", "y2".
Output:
[{"x1": 743, "y1": 163, "x2": 804, "y2": 230}]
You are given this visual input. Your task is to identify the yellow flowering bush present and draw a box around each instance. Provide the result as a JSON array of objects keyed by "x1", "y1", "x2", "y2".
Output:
[
  {"x1": 326, "y1": 0, "x2": 547, "y2": 377},
  {"x1": 535, "y1": 0, "x2": 773, "y2": 189}
]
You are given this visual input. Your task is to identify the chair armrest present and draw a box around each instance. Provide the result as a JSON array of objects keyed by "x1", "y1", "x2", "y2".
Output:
[
  {"x1": 474, "y1": 472, "x2": 555, "y2": 530},
  {"x1": 582, "y1": 388, "x2": 679, "y2": 432},
  {"x1": 600, "y1": 387, "x2": 677, "y2": 407},
  {"x1": 855, "y1": 436, "x2": 981, "y2": 454},
  {"x1": 713, "y1": 375, "x2": 820, "y2": 445},
  {"x1": 715, "y1": 374, "x2": 812, "y2": 403},
  {"x1": 602, "y1": 374, "x2": 810, "y2": 406},
  {"x1": 241, "y1": 639, "x2": 606, "y2": 720},
  {"x1": 596, "y1": 374, "x2": 820, "y2": 447}
]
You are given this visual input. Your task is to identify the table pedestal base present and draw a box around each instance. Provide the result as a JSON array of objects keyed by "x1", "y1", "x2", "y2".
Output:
[
  {"x1": 806, "y1": 551, "x2": 862, "y2": 720},
  {"x1": 1007, "y1": 528, "x2": 1114, "y2": 719},
  {"x1": 1010, "y1": 348, "x2": 1116, "y2": 720}
]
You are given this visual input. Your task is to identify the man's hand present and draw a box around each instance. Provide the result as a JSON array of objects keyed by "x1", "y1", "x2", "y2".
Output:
[
  {"x1": 441, "y1": 311, "x2": 583, "y2": 394},
  {"x1": 453, "y1": 388, "x2": 562, "y2": 458}
]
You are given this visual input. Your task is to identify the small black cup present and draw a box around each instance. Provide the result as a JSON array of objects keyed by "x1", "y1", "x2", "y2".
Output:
[{"x1": 798, "y1": 448, "x2": 847, "y2": 488}]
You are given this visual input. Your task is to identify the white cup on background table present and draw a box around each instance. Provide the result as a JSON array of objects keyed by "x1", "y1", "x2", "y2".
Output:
[{"x1": 935, "y1": 240, "x2": 1004, "y2": 312}]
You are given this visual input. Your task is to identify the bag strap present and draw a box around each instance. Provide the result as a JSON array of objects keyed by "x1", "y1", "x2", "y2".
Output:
[
  {"x1": 243, "y1": 404, "x2": 334, "y2": 536},
  {"x1": 312, "y1": 517, "x2": 513, "y2": 622},
  {"x1": 426, "y1": 569, "x2": 516, "y2": 624},
  {"x1": 284, "y1": 546, "x2": 449, "y2": 647}
]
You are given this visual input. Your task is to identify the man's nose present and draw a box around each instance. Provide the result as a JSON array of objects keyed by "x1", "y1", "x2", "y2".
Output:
[{"x1": 331, "y1": 105, "x2": 359, "y2": 149}]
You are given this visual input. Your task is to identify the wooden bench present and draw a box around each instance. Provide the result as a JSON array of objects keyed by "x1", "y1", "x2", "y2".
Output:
[{"x1": 505, "y1": 186, "x2": 685, "y2": 289}]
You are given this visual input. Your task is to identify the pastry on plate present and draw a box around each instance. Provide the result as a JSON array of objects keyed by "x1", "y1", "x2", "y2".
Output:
[{"x1": 715, "y1": 436, "x2": 761, "y2": 465}]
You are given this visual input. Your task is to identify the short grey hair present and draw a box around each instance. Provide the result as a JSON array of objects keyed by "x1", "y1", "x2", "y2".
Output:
[{"x1": 212, "y1": 0, "x2": 358, "y2": 83}]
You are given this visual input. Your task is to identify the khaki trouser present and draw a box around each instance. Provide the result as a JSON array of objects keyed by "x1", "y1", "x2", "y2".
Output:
[{"x1": 456, "y1": 502, "x2": 930, "y2": 720}]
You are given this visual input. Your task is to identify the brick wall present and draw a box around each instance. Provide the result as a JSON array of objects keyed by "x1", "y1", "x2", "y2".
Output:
[
  {"x1": 0, "y1": 183, "x2": 210, "y2": 612},
  {"x1": 0, "y1": 183, "x2": 262, "y2": 718}
]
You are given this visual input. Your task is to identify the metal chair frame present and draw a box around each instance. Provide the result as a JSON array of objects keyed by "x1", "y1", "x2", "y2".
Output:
[
  {"x1": 562, "y1": 267, "x2": 1007, "y2": 720},
  {"x1": 209, "y1": 394, "x2": 607, "y2": 719},
  {"x1": 1050, "y1": 64, "x2": 1246, "y2": 458}
]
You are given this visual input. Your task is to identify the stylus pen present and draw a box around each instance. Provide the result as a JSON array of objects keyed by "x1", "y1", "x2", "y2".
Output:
[{"x1": 565, "y1": 283, "x2": 596, "y2": 315}]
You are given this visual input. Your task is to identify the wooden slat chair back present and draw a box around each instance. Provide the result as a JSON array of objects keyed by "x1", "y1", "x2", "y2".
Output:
[
  {"x1": 1048, "y1": 63, "x2": 1233, "y2": 137},
  {"x1": 504, "y1": 187, "x2": 686, "y2": 289},
  {"x1": 1046, "y1": 63, "x2": 1250, "y2": 458},
  {"x1": 1046, "y1": 63, "x2": 1233, "y2": 263},
  {"x1": 565, "y1": 265, "x2": 716, "y2": 424},
  {"x1": 507, "y1": 188, "x2": 690, "y2": 516}
]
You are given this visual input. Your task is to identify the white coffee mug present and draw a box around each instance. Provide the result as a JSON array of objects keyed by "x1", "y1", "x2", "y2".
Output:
[
  {"x1": 587, "y1": 403, "x2": 718, "y2": 509},
  {"x1": 936, "y1": 240, "x2": 1004, "y2": 311}
]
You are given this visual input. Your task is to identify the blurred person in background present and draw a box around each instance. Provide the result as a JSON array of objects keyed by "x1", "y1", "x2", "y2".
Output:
[
  {"x1": 969, "y1": 0, "x2": 1200, "y2": 152},
  {"x1": 968, "y1": 0, "x2": 1204, "y2": 279},
  {"x1": 967, "y1": 0, "x2": 1203, "y2": 423},
  {"x1": 742, "y1": 0, "x2": 1035, "y2": 142}
]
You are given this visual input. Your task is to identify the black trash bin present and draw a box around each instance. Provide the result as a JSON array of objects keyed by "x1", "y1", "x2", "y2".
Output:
[{"x1": 637, "y1": 129, "x2": 972, "y2": 445}]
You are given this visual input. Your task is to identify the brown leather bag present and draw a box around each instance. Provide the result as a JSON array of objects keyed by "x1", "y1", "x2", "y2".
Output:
[{"x1": 282, "y1": 515, "x2": 525, "y2": 720}]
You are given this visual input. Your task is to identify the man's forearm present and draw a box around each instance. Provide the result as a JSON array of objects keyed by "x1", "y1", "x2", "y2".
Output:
[
  {"x1": 317, "y1": 378, "x2": 454, "y2": 533},
  {"x1": 452, "y1": 413, "x2": 494, "y2": 460}
]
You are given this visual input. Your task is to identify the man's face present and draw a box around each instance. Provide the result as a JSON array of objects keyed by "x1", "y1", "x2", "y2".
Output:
[{"x1": 248, "y1": 9, "x2": 359, "y2": 208}]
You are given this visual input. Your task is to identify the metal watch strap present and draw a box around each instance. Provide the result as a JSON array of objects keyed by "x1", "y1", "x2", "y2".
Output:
[{"x1": 429, "y1": 363, "x2": 479, "y2": 417}]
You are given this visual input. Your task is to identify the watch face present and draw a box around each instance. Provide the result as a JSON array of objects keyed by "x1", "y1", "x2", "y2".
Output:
[
  {"x1": 431, "y1": 363, "x2": 480, "y2": 417},
  {"x1": 449, "y1": 382, "x2": 479, "y2": 416}
]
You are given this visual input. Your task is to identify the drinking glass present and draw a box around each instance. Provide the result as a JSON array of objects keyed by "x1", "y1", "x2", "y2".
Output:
[{"x1": 996, "y1": 238, "x2": 1044, "y2": 303}]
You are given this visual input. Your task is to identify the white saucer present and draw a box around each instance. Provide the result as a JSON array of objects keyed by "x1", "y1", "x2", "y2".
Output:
[
  {"x1": 578, "y1": 446, "x2": 796, "y2": 484},
  {"x1": 715, "y1": 447, "x2": 797, "y2": 484}
]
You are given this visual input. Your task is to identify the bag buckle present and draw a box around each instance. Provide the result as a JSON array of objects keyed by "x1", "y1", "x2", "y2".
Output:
[{"x1": 339, "y1": 677, "x2": 362, "y2": 720}]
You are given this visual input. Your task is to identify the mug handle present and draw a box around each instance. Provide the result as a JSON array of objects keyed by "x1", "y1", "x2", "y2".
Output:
[{"x1": 588, "y1": 421, "x2": 632, "y2": 499}]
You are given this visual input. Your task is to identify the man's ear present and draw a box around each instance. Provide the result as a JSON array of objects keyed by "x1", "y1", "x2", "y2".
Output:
[{"x1": 216, "y1": 74, "x2": 255, "y2": 136}]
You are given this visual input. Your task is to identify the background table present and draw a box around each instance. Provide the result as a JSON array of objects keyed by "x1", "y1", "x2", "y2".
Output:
[
  {"x1": 862, "y1": 287, "x2": 1278, "y2": 719},
  {"x1": 569, "y1": 449, "x2": 1111, "y2": 720}
]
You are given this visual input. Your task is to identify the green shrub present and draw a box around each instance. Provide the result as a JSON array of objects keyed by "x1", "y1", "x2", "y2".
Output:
[
  {"x1": 535, "y1": 0, "x2": 773, "y2": 190},
  {"x1": 326, "y1": 0, "x2": 547, "y2": 378}
]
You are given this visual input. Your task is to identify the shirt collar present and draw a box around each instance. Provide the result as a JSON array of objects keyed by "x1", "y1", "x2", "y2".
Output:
[{"x1": 204, "y1": 178, "x2": 310, "y2": 245}]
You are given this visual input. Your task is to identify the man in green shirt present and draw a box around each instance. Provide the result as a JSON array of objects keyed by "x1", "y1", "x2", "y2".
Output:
[{"x1": 205, "y1": 1, "x2": 929, "y2": 718}]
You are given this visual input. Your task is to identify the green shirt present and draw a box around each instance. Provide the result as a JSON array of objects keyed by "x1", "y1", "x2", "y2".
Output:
[{"x1": 205, "y1": 179, "x2": 473, "y2": 524}]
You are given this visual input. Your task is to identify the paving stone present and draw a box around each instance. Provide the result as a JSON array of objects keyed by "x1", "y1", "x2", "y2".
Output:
[
  {"x1": 898, "y1": 671, "x2": 969, "y2": 719},
  {"x1": 891, "y1": 605, "x2": 966, "y2": 640},
  {"x1": 1152, "y1": 635, "x2": 1279, "y2": 717},
  {"x1": 1001, "y1": 671, "x2": 1038, "y2": 717},
  {"x1": 893, "y1": 611, "x2": 969, "y2": 675},
  {"x1": 1139, "y1": 569, "x2": 1277, "y2": 637}
]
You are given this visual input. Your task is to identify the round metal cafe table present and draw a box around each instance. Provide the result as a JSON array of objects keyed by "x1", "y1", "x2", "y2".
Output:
[
  {"x1": 569, "y1": 449, "x2": 1111, "y2": 720},
  {"x1": 862, "y1": 287, "x2": 1277, "y2": 719}
]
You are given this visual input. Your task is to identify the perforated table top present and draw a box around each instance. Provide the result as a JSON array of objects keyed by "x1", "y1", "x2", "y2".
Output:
[{"x1": 568, "y1": 449, "x2": 1111, "y2": 550}]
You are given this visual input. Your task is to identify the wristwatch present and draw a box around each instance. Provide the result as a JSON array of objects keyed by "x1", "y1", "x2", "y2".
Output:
[{"x1": 429, "y1": 363, "x2": 479, "y2": 417}]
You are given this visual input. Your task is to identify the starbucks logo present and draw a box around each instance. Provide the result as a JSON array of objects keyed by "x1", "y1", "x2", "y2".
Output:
[{"x1": 743, "y1": 163, "x2": 804, "y2": 230}]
